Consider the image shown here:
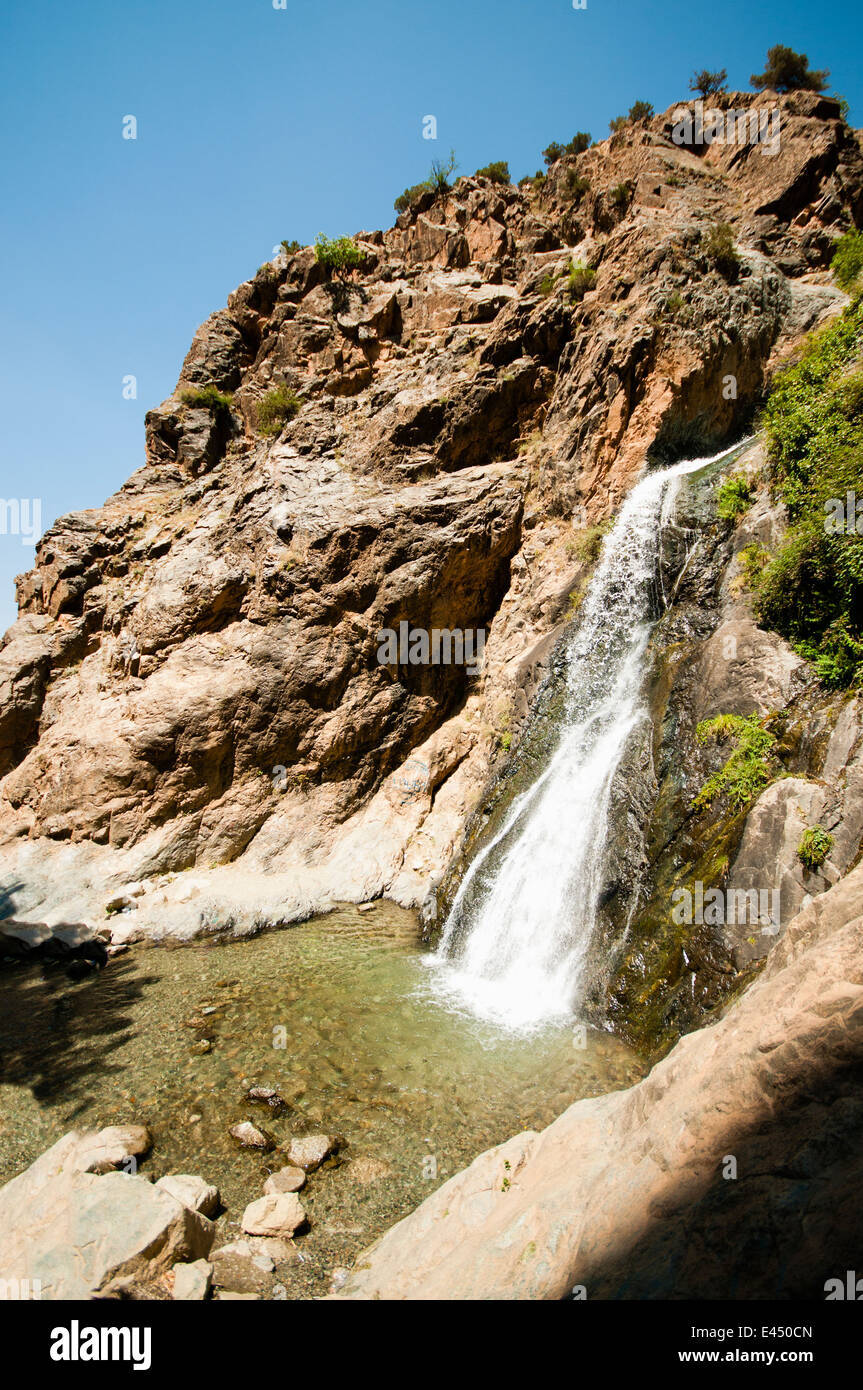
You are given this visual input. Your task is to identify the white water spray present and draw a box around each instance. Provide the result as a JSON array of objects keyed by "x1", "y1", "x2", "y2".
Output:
[{"x1": 427, "y1": 444, "x2": 746, "y2": 1031}]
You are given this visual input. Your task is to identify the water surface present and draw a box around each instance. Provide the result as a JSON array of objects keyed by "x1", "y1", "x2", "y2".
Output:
[{"x1": 0, "y1": 903, "x2": 643, "y2": 1296}]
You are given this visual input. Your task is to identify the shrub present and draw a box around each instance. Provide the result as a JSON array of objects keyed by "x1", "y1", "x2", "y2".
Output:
[
  {"x1": 750, "y1": 44, "x2": 829, "y2": 93},
  {"x1": 831, "y1": 229, "x2": 863, "y2": 291},
  {"x1": 429, "y1": 148, "x2": 458, "y2": 193},
  {"x1": 544, "y1": 132, "x2": 592, "y2": 164},
  {"x1": 717, "y1": 474, "x2": 753, "y2": 520},
  {"x1": 628, "y1": 100, "x2": 654, "y2": 122},
  {"x1": 689, "y1": 68, "x2": 728, "y2": 98},
  {"x1": 474, "y1": 160, "x2": 510, "y2": 184},
  {"x1": 797, "y1": 826, "x2": 834, "y2": 870},
  {"x1": 750, "y1": 296, "x2": 863, "y2": 687},
  {"x1": 394, "y1": 180, "x2": 432, "y2": 213},
  {"x1": 179, "y1": 386, "x2": 234, "y2": 417},
  {"x1": 256, "y1": 385, "x2": 302, "y2": 437},
  {"x1": 693, "y1": 713, "x2": 778, "y2": 812},
  {"x1": 565, "y1": 169, "x2": 590, "y2": 199},
  {"x1": 280, "y1": 239, "x2": 302, "y2": 256},
  {"x1": 609, "y1": 182, "x2": 630, "y2": 208},
  {"x1": 567, "y1": 260, "x2": 596, "y2": 302},
  {"x1": 702, "y1": 221, "x2": 739, "y2": 276},
  {"x1": 314, "y1": 234, "x2": 363, "y2": 279}
]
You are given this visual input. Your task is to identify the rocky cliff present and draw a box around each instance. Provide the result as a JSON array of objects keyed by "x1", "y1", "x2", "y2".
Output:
[{"x1": 1, "y1": 89, "x2": 861, "y2": 969}]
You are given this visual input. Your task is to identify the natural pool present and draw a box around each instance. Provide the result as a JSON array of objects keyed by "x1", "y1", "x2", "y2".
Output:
[{"x1": 0, "y1": 903, "x2": 644, "y2": 1297}]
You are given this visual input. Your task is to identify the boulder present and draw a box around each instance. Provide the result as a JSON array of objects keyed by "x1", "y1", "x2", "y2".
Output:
[
  {"x1": 155, "y1": 1174, "x2": 220, "y2": 1217},
  {"x1": 172, "y1": 1258, "x2": 213, "y2": 1301},
  {"x1": 0, "y1": 1131, "x2": 214, "y2": 1300}
]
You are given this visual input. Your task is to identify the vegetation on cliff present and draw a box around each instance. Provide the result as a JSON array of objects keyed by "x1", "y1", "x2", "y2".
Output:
[{"x1": 753, "y1": 290, "x2": 863, "y2": 687}]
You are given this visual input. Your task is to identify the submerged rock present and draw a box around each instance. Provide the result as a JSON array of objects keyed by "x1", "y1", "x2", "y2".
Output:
[
  {"x1": 263, "y1": 1165, "x2": 306, "y2": 1195},
  {"x1": 229, "y1": 1122, "x2": 274, "y2": 1151},
  {"x1": 283, "y1": 1134, "x2": 338, "y2": 1172},
  {"x1": 241, "y1": 1193, "x2": 307, "y2": 1237}
]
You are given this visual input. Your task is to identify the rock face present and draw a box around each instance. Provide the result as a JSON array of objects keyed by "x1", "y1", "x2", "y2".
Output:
[
  {"x1": 0, "y1": 1129, "x2": 214, "y2": 1299},
  {"x1": 334, "y1": 862, "x2": 863, "y2": 1300},
  {"x1": 1, "y1": 91, "x2": 860, "y2": 946}
]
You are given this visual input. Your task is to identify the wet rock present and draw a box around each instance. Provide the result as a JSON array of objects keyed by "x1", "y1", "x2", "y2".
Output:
[
  {"x1": 349, "y1": 1156, "x2": 391, "y2": 1184},
  {"x1": 172, "y1": 1258, "x2": 213, "y2": 1300},
  {"x1": 241, "y1": 1193, "x2": 307, "y2": 1238},
  {"x1": 156, "y1": 1174, "x2": 220, "y2": 1217},
  {"x1": 334, "y1": 862, "x2": 863, "y2": 1301},
  {"x1": 263, "y1": 1165, "x2": 306, "y2": 1195},
  {"x1": 210, "y1": 1239, "x2": 273, "y2": 1295},
  {"x1": 229, "y1": 1122, "x2": 274, "y2": 1151},
  {"x1": 283, "y1": 1134, "x2": 338, "y2": 1172}
]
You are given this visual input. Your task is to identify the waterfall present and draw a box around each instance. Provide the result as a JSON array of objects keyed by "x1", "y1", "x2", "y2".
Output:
[{"x1": 427, "y1": 444, "x2": 745, "y2": 1031}]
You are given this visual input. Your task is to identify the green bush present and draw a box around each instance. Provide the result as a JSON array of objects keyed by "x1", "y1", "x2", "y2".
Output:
[
  {"x1": 797, "y1": 825, "x2": 834, "y2": 870},
  {"x1": 256, "y1": 385, "x2": 302, "y2": 437},
  {"x1": 693, "y1": 713, "x2": 778, "y2": 812},
  {"x1": 702, "y1": 221, "x2": 739, "y2": 276},
  {"x1": 314, "y1": 234, "x2": 363, "y2": 279},
  {"x1": 543, "y1": 132, "x2": 592, "y2": 165},
  {"x1": 717, "y1": 474, "x2": 753, "y2": 520},
  {"x1": 179, "y1": 386, "x2": 234, "y2": 417},
  {"x1": 689, "y1": 68, "x2": 728, "y2": 98},
  {"x1": 567, "y1": 261, "x2": 596, "y2": 302},
  {"x1": 565, "y1": 170, "x2": 590, "y2": 199},
  {"x1": 750, "y1": 44, "x2": 829, "y2": 93},
  {"x1": 629, "y1": 101, "x2": 654, "y2": 122},
  {"x1": 280, "y1": 239, "x2": 302, "y2": 256},
  {"x1": 831, "y1": 229, "x2": 863, "y2": 290},
  {"x1": 394, "y1": 180, "x2": 432, "y2": 213},
  {"x1": 474, "y1": 160, "x2": 510, "y2": 184},
  {"x1": 609, "y1": 182, "x2": 630, "y2": 208},
  {"x1": 750, "y1": 296, "x2": 863, "y2": 687}
]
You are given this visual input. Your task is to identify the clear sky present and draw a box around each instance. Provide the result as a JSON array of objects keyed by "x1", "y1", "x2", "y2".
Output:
[{"x1": 1, "y1": 0, "x2": 861, "y2": 633}]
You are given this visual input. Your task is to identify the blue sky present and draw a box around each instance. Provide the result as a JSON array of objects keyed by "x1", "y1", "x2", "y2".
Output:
[{"x1": 1, "y1": 0, "x2": 861, "y2": 632}]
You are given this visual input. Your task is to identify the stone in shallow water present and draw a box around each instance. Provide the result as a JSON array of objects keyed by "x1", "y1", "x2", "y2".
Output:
[
  {"x1": 156, "y1": 1174, "x2": 220, "y2": 1217},
  {"x1": 241, "y1": 1192, "x2": 307, "y2": 1237},
  {"x1": 283, "y1": 1134, "x2": 338, "y2": 1172},
  {"x1": 229, "y1": 1121, "x2": 273, "y2": 1150},
  {"x1": 263, "y1": 1165, "x2": 306, "y2": 1195},
  {"x1": 172, "y1": 1258, "x2": 213, "y2": 1300},
  {"x1": 210, "y1": 1240, "x2": 273, "y2": 1295}
]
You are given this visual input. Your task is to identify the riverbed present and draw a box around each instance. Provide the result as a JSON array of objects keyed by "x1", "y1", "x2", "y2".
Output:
[{"x1": 0, "y1": 903, "x2": 644, "y2": 1296}]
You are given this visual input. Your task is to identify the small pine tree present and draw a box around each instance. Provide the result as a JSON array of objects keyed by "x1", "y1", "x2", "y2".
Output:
[
  {"x1": 750, "y1": 45, "x2": 829, "y2": 93},
  {"x1": 689, "y1": 68, "x2": 728, "y2": 98}
]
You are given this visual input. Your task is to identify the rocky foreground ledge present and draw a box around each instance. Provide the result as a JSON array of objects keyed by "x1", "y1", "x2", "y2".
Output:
[{"x1": 333, "y1": 861, "x2": 863, "y2": 1300}]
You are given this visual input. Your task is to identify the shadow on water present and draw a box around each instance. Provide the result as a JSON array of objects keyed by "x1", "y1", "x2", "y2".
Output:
[{"x1": 0, "y1": 953, "x2": 158, "y2": 1118}]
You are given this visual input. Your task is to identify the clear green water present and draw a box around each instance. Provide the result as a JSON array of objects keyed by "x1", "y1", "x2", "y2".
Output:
[{"x1": 0, "y1": 903, "x2": 644, "y2": 1297}]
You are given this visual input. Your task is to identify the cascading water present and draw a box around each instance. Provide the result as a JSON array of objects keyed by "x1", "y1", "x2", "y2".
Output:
[{"x1": 427, "y1": 444, "x2": 746, "y2": 1031}]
